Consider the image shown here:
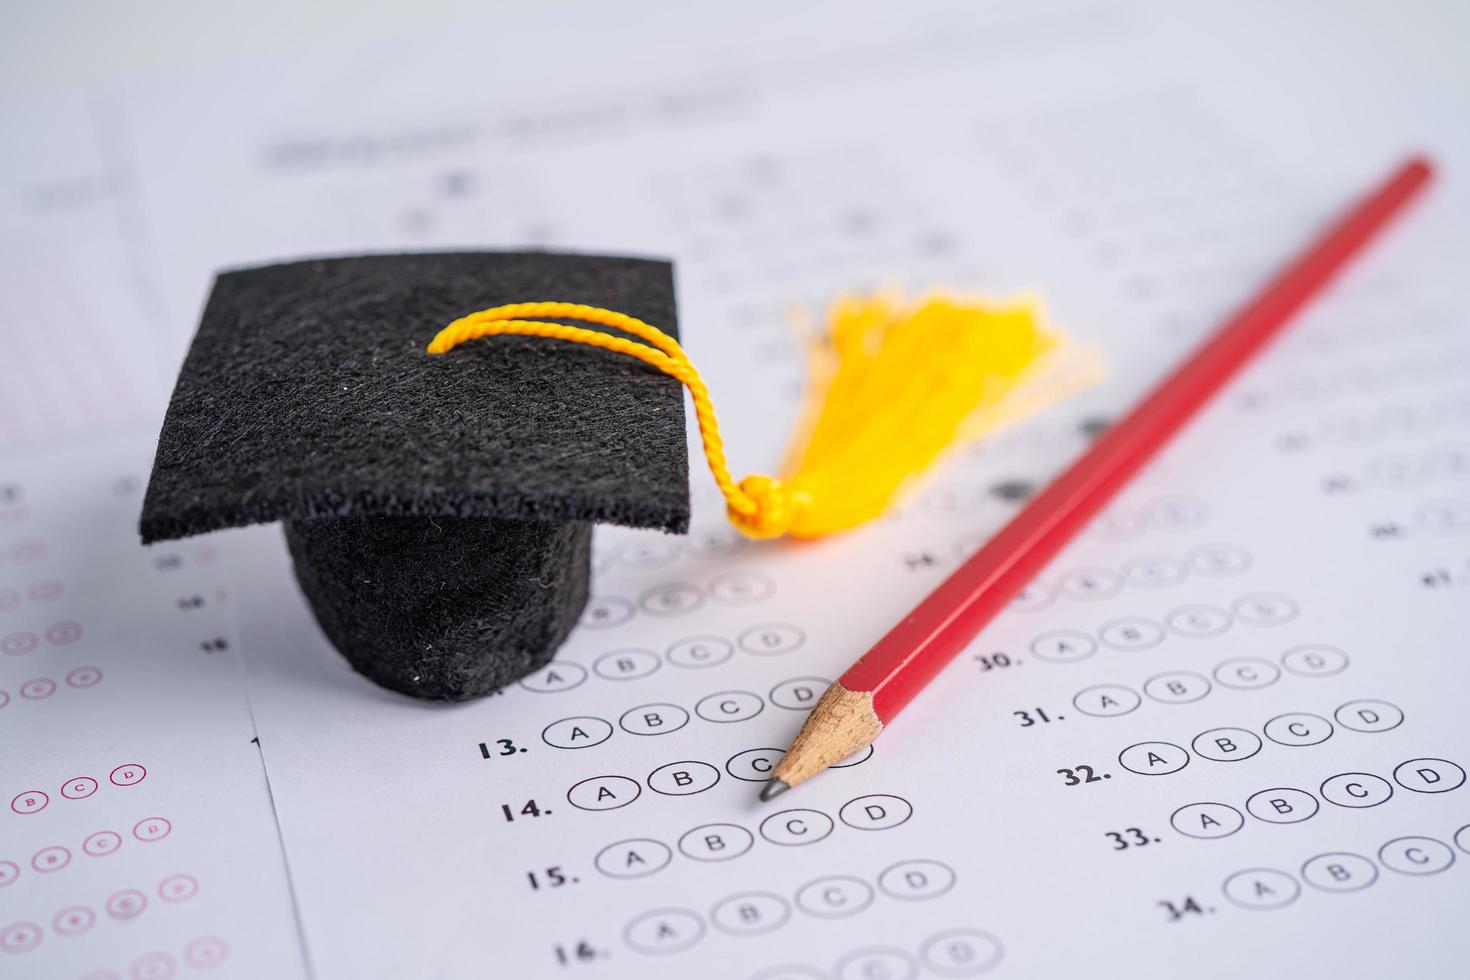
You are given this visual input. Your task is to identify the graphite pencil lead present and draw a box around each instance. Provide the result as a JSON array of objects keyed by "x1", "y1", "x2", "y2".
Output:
[{"x1": 759, "y1": 779, "x2": 790, "y2": 802}]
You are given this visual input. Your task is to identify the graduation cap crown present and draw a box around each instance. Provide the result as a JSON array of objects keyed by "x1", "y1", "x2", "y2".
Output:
[{"x1": 141, "y1": 253, "x2": 688, "y2": 700}]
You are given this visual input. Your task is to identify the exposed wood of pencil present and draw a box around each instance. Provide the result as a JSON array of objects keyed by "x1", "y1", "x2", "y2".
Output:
[{"x1": 769, "y1": 681, "x2": 883, "y2": 791}]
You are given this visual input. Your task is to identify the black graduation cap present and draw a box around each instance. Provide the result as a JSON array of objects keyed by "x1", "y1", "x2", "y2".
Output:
[{"x1": 140, "y1": 252, "x2": 689, "y2": 700}]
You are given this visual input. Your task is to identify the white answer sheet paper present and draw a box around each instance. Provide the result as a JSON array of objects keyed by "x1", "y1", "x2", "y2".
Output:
[
  {"x1": 0, "y1": 436, "x2": 307, "y2": 980},
  {"x1": 1, "y1": 3, "x2": 1467, "y2": 980},
  {"x1": 228, "y1": 241, "x2": 1470, "y2": 980},
  {"x1": 95, "y1": 1, "x2": 1470, "y2": 977}
]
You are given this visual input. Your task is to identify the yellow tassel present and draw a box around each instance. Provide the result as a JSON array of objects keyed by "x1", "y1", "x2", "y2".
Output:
[{"x1": 427, "y1": 294, "x2": 1102, "y2": 540}]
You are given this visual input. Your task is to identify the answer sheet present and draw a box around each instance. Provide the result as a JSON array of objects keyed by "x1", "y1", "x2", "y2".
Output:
[
  {"x1": 0, "y1": 437, "x2": 307, "y2": 979},
  {"x1": 112, "y1": 3, "x2": 1470, "y2": 977},
  {"x1": 4, "y1": 2, "x2": 1468, "y2": 978}
]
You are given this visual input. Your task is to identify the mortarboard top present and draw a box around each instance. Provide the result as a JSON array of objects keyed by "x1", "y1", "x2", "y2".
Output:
[{"x1": 140, "y1": 252, "x2": 689, "y2": 700}]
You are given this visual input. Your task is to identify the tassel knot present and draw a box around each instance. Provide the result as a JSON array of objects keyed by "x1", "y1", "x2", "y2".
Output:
[{"x1": 729, "y1": 474, "x2": 805, "y2": 539}]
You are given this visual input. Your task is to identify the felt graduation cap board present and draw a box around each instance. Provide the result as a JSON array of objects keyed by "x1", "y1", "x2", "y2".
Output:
[{"x1": 141, "y1": 251, "x2": 1098, "y2": 701}]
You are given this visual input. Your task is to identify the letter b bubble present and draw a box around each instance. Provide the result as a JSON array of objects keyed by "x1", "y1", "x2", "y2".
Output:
[
  {"x1": 619, "y1": 703, "x2": 691, "y2": 736},
  {"x1": 678, "y1": 823, "x2": 754, "y2": 862},
  {"x1": 1192, "y1": 727, "x2": 1262, "y2": 763},
  {"x1": 647, "y1": 761, "x2": 720, "y2": 796},
  {"x1": 1246, "y1": 787, "x2": 1319, "y2": 824},
  {"x1": 1302, "y1": 852, "x2": 1378, "y2": 892}
]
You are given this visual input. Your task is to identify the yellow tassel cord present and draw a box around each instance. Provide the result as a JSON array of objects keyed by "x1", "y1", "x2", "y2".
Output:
[{"x1": 427, "y1": 296, "x2": 1102, "y2": 540}]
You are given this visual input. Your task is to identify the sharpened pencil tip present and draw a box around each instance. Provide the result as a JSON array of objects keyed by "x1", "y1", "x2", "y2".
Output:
[{"x1": 759, "y1": 779, "x2": 790, "y2": 802}]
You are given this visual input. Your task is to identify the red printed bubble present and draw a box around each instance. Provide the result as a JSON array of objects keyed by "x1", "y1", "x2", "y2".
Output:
[
  {"x1": 1, "y1": 631, "x2": 38, "y2": 655},
  {"x1": 10, "y1": 790, "x2": 48, "y2": 815},
  {"x1": 31, "y1": 846, "x2": 71, "y2": 873},
  {"x1": 158, "y1": 874, "x2": 198, "y2": 902},
  {"x1": 110, "y1": 763, "x2": 146, "y2": 787},
  {"x1": 53, "y1": 905, "x2": 95, "y2": 936},
  {"x1": 105, "y1": 889, "x2": 147, "y2": 921},
  {"x1": 45, "y1": 621, "x2": 82, "y2": 645},
  {"x1": 62, "y1": 776, "x2": 99, "y2": 799},
  {"x1": 20, "y1": 678, "x2": 56, "y2": 700},
  {"x1": 129, "y1": 951, "x2": 175, "y2": 979},
  {"x1": 183, "y1": 936, "x2": 228, "y2": 969},
  {"x1": 0, "y1": 920, "x2": 43, "y2": 953},
  {"x1": 83, "y1": 831, "x2": 122, "y2": 857},
  {"x1": 67, "y1": 666, "x2": 103, "y2": 688},
  {"x1": 9, "y1": 539, "x2": 45, "y2": 561},
  {"x1": 26, "y1": 580, "x2": 63, "y2": 603},
  {"x1": 132, "y1": 817, "x2": 171, "y2": 842}
]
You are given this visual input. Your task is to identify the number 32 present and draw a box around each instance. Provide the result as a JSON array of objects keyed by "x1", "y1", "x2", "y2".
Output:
[{"x1": 1057, "y1": 764, "x2": 1103, "y2": 786}]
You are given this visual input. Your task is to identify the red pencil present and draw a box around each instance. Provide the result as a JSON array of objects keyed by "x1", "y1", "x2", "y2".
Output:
[{"x1": 761, "y1": 156, "x2": 1435, "y2": 800}]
